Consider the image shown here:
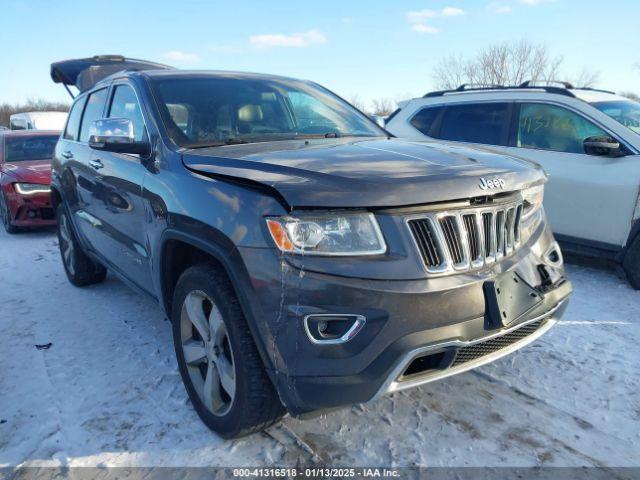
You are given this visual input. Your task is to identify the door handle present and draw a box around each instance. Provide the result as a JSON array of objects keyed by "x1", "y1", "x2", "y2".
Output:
[
  {"x1": 89, "y1": 159, "x2": 104, "y2": 170},
  {"x1": 61, "y1": 151, "x2": 73, "y2": 159}
]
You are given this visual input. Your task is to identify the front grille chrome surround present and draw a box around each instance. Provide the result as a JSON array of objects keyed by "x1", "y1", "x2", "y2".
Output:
[{"x1": 406, "y1": 199, "x2": 524, "y2": 275}]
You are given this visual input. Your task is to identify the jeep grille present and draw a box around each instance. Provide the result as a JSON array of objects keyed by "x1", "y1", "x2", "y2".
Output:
[{"x1": 407, "y1": 200, "x2": 524, "y2": 275}]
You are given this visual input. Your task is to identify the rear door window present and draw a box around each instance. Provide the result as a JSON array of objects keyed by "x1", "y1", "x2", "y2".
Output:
[
  {"x1": 517, "y1": 103, "x2": 607, "y2": 154},
  {"x1": 438, "y1": 103, "x2": 511, "y2": 146},
  {"x1": 64, "y1": 97, "x2": 87, "y2": 141},
  {"x1": 79, "y1": 88, "x2": 108, "y2": 142},
  {"x1": 410, "y1": 106, "x2": 444, "y2": 137}
]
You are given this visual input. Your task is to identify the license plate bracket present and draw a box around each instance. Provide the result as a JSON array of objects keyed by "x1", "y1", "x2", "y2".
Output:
[{"x1": 483, "y1": 272, "x2": 543, "y2": 329}]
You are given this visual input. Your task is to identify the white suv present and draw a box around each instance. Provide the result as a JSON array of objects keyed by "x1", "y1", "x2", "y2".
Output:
[{"x1": 386, "y1": 82, "x2": 640, "y2": 288}]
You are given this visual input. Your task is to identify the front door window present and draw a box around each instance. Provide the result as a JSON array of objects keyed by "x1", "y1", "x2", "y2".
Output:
[{"x1": 518, "y1": 103, "x2": 607, "y2": 154}]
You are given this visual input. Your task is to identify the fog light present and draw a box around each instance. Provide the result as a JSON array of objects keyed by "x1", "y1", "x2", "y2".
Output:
[
  {"x1": 303, "y1": 314, "x2": 366, "y2": 345},
  {"x1": 544, "y1": 242, "x2": 563, "y2": 268},
  {"x1": 317, "y1": 320, "x2": 328, "y2": 334}
]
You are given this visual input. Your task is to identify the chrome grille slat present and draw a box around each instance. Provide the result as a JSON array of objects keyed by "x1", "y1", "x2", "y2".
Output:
[
  {"x1": 409, "y1": 218, "x2": 441, "y2": 267},
  {"x1": 407, "y1": 199, "x2": 524, "y2": 275},
  {"x1": 463, "y1": 214, "x2": 479, "y2": 261},
  {"x1": 440, "y1": 216, "x2": 463, "y2": 265},
  {"x1": 495, "y1": 210, "x2": 506, "y2": 258},
  {"x1": 514, "y1": 204, "x2": 523, "y2": 245},
  {"x1": 505, "y1": 207, "x2": 515, "y2": 254}
]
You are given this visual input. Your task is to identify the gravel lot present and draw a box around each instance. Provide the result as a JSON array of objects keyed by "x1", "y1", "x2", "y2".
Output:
[{"x1": 1, "y1": 228, "x2": 638, "y2": 468}]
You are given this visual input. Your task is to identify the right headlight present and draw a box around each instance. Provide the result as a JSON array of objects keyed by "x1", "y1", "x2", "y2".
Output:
[
  {"x1": 266, "y1": 212, "x2": 387, "y2": 256},
  {"x1": 522, "y1": 184, "x2": 544, "y2": 220}
]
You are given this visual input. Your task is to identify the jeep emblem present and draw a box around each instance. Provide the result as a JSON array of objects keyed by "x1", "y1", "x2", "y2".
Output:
[{"x1": 479, "y1": 177, "x2": 506, "y2": 190}]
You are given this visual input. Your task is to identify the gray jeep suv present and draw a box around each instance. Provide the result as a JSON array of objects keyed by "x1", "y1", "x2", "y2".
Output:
[{"x1": 49, "y1": 56, "x2": 572, "y2": 438}]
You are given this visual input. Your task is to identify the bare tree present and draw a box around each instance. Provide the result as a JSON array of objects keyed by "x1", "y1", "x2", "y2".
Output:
[
  {"x1": 568, "y1": 68, "x2": 600, "y2": 88},
  {"x1": 620, "y1": 91, "x2": 640, "y2": 102},
  {"x1": 348, "y1": 95, "x2": 369, "y2": 113},
  {"x1": 0, "y1": 98, "x2": 69, "y2": 128},
  {"x1": 432, "y1": 55, "x2": 468, "y2": 90},
  {"x1": 371, "y1": 98, "x2": 396, "y2": 116},
  {"x1": 432, "y1": 39, "x2": 598, "y2": 90}
]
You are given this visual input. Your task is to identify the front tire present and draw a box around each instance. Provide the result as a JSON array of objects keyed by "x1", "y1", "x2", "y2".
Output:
[
  {"x1": 623, "y1": 234, "x2": 640, "y2": 290},
  {"x1": 0, "y1": 193, "x2": 19, "y2": 234},
  {"x1": 172, "y1": 263, "x2": 285, "y2": 438},
  {"x1": 56, "y1": 207, "x2": 107, "y2": 287}
]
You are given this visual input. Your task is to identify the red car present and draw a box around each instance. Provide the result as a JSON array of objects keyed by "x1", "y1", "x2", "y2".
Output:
[{"x1": 0, "y1": 130, "x2": 59, "y2": 233}]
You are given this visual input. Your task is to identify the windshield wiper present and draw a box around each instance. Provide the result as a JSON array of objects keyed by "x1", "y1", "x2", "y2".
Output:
[
  {"x1": 187, "y1": 138, "x2": 249, "y2": 149},
  {"x1": 224, "y1": 138, "x2": 248, "y2": 145},
  {"x1": 186, "y1": 134, "x2": 378, "y2": 149}
]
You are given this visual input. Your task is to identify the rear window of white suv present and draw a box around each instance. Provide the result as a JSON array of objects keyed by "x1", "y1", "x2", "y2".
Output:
[{"x1": 410, "y1": 103, "x2": 510, "y2": 146}]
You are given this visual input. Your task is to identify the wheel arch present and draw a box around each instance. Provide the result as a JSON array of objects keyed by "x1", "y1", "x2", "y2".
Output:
[
  {"x1": 50, "y1": 184, "x2": 62, "y2": 212},
  {"x1": 628, "y1": 217, "x2": 640, "y2": 247},
  {"x1": 158, "y1": 229, "x2": 278, "y2": 377}
]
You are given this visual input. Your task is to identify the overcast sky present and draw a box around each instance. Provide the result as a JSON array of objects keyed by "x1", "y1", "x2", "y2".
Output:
[{"x1": 1, "y1": 0, "x2": 638, "y2": 108}]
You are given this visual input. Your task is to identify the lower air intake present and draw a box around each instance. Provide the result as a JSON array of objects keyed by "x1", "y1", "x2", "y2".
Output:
[{"x1": 451, "y1": 319, "x2": 544, "y2": 367}]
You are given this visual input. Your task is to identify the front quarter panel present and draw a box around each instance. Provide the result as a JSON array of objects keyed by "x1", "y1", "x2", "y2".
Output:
[{"x1": 142, "y1": 149, "x2": 289, "y2": 387}]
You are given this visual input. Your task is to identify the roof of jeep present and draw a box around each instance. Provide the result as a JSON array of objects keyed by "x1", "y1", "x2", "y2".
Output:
[
  {"x1": 90, "y1": 69, "x2": 312, "y2": 93},
  {"x1": 137, "y1": 69, "x2": 306, "y2": 83}
]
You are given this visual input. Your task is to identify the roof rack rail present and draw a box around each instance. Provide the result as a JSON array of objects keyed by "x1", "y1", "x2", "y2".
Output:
[
  {"x1": 519, "y1": 80, "x2": 575, "y2": 89},
  {"x1": 520, "y1": 80, "x2": 616, "y2": 95},
  {"x1": 574, "y1": 87, "x2": 617, "y2": 95},
  {"x1": 423, "y1": 83, "x2": 577, "y2": 98},
  {"x1": 424, "y1": 85, "x2": 508, "y2": 98},
  {"x1": 456, "y1": 83, "x2": 503, "y2": 91}
]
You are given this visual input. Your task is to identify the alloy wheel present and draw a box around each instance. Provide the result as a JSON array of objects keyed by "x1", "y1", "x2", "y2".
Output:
[
  {"x1": 58, "y1": 213, "x2": 76, "y2": 276},
  {"x1": 180, "y1": 290, "x2": 236, "y2": 416}
]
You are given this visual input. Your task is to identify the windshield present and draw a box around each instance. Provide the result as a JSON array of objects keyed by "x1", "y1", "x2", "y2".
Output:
[
  {"x1": 149, "y1": 76, "x2": 385, "y2": 148},
  {"x1": 592, "y1": 100, "x2": 640, "y2": 135},
  {"x1": 4, "y1": 136, "x2": 58, "y2": 162}
]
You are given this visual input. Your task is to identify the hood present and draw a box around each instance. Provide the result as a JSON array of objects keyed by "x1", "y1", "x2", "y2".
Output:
[
  {"x1": 183, "y1": 138, "x2": 546, "y2": 209},
  {"x1": 2, "y1": 160, "x2": 52, "y2": 184}
]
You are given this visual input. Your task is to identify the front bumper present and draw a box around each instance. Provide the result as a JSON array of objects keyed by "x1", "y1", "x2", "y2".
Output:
[
  {"x1": 238, "y1": 220, "x2": 571, "y2": 416},
  {"x1": 287, "y1": 279, "x2": 570, "y2": 416},
  {"x1": 374, "y1": 282, "x2": 570, "y2": 399},
  {"x1": 5, "y1": 190, "x2": 55, "y2": 227}
]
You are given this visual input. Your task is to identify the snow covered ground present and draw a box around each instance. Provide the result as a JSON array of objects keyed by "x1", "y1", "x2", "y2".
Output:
[{"x1": 1, "y1": 228, "x2": 638, "y2": 468}]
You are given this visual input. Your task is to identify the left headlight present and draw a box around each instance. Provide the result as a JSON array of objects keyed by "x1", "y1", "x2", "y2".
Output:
[
  {"x1": 266, "y1": 213, "x2": 387, "y2": 256},
  {"x1": 14, "y1": 183, "x2": 51, "y2": 195}
]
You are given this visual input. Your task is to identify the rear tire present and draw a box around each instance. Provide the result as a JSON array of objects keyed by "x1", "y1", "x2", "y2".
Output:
[
  {"x1": 0, "y1": 193, "x2": 19, "y2": 234},
  {"x1": 171, "y1": 263, "x2": 285, "y2": 438},
  {"x1": 56, "y1": 207, "x2": 107, "y2": 287},
  {"x1": 623, "y1": 234, "x2": 640, "y2": 290}
]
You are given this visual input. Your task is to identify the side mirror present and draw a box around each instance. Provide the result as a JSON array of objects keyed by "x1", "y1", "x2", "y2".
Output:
[
  {"x1": 583, "y1": 135, "x2": 626, "y2": 157},
  {"x1": 369, "y1": 115, "x2": 386, "y2": 128},
  {"x1": 89, "y1": 118, "x2": 150, "y2": 156}
]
